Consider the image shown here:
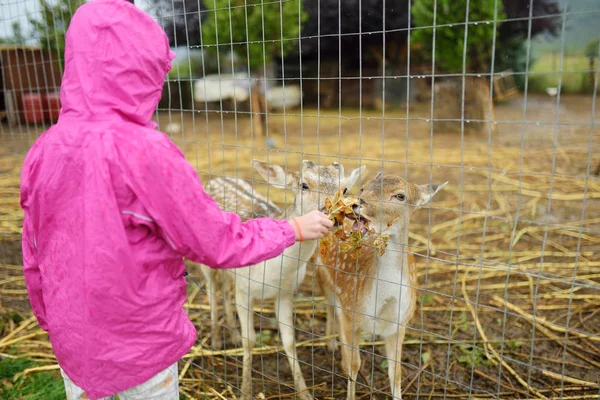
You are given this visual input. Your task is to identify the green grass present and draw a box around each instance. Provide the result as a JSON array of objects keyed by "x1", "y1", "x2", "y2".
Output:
[
  {"x1": 528, "y1": 52, "x2": 596, "y2": 94},
  {"x1": 0, "y1": 358, "x2": 65, "y2": 400},
  {"x1": 0, "y1": 357, "x2": 186, "y2": 399}
]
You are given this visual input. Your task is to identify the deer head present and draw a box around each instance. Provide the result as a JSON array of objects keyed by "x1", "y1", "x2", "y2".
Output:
[
  {"x1": 351, "y1": 172, "x2": 447, "y2": 234},
  {"x1": 252, "y1": 159, "x2": 366, "y2": 215}
]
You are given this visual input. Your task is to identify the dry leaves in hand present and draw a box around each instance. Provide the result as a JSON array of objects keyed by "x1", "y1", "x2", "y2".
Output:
[
  {"x1": 322, "y1": 191, "x2": 390, "y2": 258},
  {"x1": 324, "y1": 190, "x2": 358, "y2": 227}
]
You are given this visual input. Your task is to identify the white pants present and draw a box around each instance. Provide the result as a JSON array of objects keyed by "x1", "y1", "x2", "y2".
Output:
[{"x1": 61, "y1": 362, "x2": 179, "y2": 400}]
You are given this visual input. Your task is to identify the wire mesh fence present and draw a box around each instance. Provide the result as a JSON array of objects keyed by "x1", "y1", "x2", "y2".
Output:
[{"x1": 1, "y1": 0, "x2": 599, "y2": 399}]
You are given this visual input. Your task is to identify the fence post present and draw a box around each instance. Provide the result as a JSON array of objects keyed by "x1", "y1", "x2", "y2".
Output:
[{"x1": 251, "y1": 81, "x2": 264, "y2": 138}]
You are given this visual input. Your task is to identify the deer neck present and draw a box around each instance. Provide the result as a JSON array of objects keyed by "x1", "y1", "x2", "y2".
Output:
[
  {"x1": 378, "y1": 218, "x2": 411, "y2": 271},
  {"x1": 284, "y1": 199, "x2": 304, "y2": 220},
  {"x1": 280, "y1": 202, "x2": 318, "y2": 263}
]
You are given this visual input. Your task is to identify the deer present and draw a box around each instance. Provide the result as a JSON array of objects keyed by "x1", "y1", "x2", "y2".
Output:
[
  {"x1": 315, "y1": 172, "x2": 447, "y2": 400},
  {"x1": 197, "y1": 175, "x2": 284, "y2": 350},
  {"x1": 196, "y1": 159, "x2": 366, "y2": 400}
]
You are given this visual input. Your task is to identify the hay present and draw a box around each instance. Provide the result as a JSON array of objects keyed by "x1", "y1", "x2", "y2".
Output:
[{"x1": 1, "y1": 101, "x2": 599, "y2": 398}]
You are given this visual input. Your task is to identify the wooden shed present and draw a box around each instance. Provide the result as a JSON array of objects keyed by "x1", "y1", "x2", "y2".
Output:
[{"x1": 0, "y1": 45, "x2": 62, "y2": 126}]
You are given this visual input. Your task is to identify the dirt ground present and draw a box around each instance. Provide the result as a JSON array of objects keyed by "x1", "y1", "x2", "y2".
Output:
[{"x1": 1, "y1": 93, "x2": 600, "y2": 399}]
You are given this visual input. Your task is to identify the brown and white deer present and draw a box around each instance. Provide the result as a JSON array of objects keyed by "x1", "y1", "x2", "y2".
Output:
[
  {"x1": 198, "y1": 159, "x2": 366, "y2": 400},
  {"x1": 316, "y1": 173, "x2": 446, "y2": 400}
]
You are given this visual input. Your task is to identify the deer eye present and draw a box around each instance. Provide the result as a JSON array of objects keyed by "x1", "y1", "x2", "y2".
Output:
[
  {"x1": 301, "y1": 183, "x2": 310, "y2": 191},
  {"x1": 394, "y1": 193, "x2": 405, "y2": 201},
  {"x1": 343, "y1": 188, "x2": 348, "y2": 195}
]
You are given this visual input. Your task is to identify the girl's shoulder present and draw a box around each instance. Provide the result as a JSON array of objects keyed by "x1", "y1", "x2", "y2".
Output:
[{"x1": 21, "y1": 128, "x2": 52, "y2": 172}]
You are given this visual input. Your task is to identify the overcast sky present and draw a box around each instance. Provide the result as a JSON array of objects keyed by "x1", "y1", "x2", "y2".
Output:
[{"x1": 0, "y1": 0, "x2": 151, "y2": 40}]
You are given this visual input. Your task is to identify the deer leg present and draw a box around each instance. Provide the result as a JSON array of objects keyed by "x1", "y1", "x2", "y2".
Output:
[
  {"x1": 236, "y1": 290, "x2": 255, "y2": 400},
  {"x1": 336, "y1": 308, "x2": 361, "y2": 400},
  {"x1": 276, "y1": 292, "x2": 313, "y2": 400},
  {"x1": 384, "y1": 326, "x2": 406, "y2": 400},
  {"x1": 200, "y1": 266, "x2": 223, "y2": 350},
  {"x1": 325, "y1": 304, "x2": 338, "y2": 352},
  {"x1": 222, "y1": 273, "x2": 241, "y2": 346},
  {"x1": 316, "y1": 267, "x2": 338, "y2": 352}
]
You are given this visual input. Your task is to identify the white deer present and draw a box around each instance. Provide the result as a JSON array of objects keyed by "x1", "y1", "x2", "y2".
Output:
[
  {"x1": 198, "y1": 159, "x2": 366, "y2": 400},
  {"x1": 316, "y1": 173, "x2": 446, "y2": 400},
  {"x1": 198, "y1": 175, "x2": 284, "y2": 350}
]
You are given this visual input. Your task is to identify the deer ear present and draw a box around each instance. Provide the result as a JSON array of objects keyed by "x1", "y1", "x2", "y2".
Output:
[
  {"x1": 416, "y1": 181, "x2": 448, "y2": 206},
  {"x1": 330, "y1": 161, "x2": 345, "y2": 177},
  {"x1": 345, "y1": 165, "x2": 366, "y2": 191},
  {"x1": 252, "y1": 160, "x2": 294, "y2": 189},
  {"x1": 374, "y1": 171, "x2": 383, "y2": 181},
  {"x1": 302, "y1": 160, "x2": 316, "y2": 170}
]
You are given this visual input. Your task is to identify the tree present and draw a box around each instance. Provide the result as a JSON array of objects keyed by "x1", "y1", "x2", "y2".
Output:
[
  {"x1": 585, "y1": 38, "x2": 599, "y2": 91},
  {"x1": 146, "y1": 0, "x2": 205, "y2": 47},
  {"x1": 149, "y1": 0, "x2": 561, "y2": 75},
  {"x1": 499, "y1": 0, "x2": 561, "y2": 41},
  {"x1": 29, "y1": 0, "x2": 84, "y2": 60},
  {"x1": 410, "y1": 0, "x2": 561, "y2": 75},
  {"x1": 200, "y1": 0, "x2": 307, "y2": 72},
  {"x1": 11, "y1": 22, "x2": 27, "y2": 45},
  {"x1": 0, "y1": 22, "x2": 28, "y2": 46},
  {"x1": 411, "y1": 0, "x2": 506, "y2": 73},
  {"x1": 585, "y1": 38, "x2": 599, "y2": 62},
  {"x1": 297, "y1": 0, "x2": 410, "y2": 68},
  {"x1": 149, "y1": 0, "x2": 412, "y2": 71},
  {"x1": 495, "y1": 0, "x2": 561, "y2": 87}
]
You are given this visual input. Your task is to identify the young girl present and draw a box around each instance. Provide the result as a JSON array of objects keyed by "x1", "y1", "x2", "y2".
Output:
[{"x1": 19, "y1": 0, "x2": 332, "y2": 399}]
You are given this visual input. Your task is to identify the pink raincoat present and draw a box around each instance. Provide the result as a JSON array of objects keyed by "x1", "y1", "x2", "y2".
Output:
[{"x1": 19, "y1": 1, "x2": 296, "y2": 398}]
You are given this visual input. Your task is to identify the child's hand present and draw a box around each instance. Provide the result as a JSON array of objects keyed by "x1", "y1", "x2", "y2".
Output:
[{"x1": 291, "y1": 211, "x2": 334, "y2": 242}]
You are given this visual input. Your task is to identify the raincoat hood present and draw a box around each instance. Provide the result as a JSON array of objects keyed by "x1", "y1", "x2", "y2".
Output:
[{"x1": 59, "y1": 0, "x2": 175, "y2": 127}]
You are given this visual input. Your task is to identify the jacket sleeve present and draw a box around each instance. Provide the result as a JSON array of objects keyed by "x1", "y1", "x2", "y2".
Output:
[
  {"x1": 21, "y1": 212, "x2": 48, "y2": 331},
  {"x1": 135, "y1": 138, "x2": 296, "y2": 269}
]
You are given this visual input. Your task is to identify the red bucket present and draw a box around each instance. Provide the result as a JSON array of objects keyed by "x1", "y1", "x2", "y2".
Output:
[
  {"x1": 43, "y1": 92, "x2": 61, "y2": 123},
  {"x1": 22, "y1": 93, "x2": 44, "y2": 124}
]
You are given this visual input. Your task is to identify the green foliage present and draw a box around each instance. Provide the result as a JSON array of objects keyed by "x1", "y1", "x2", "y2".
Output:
[
  {"x1": 506, "y1": 340, "x2": 524, "y2": 350},
  {"x1": 255, "y1": 329, "x2": 273, "y2": 347},
  {"x1": 0, "y1": 22, "x2": 27, "y2": 46},
  {"x1": 529, "y1": 53, "x2": 596, "y2": 94},
  {"x1": 29, "y1": 0, "x2": 84, "y2": 59},
  {"x1": 167, "y1": 50, "x2": 221, "y2": 79},
  {"x1": 380, "y1": 359, "x2": 388, "y2": 369},
  {"x1": 493, "y1": 37, "x2": 537, "y2": 90},
  {"x1": 456, "y1": 344, "x2": 492, "y2": 368},
  {"x1": 200, "y1": 0, "x2": 307, "y2": 72},
  {"x1": 411, "y1": 0, "x2": 505, "y2": 73},
  {"x1": 168, "y1": 59, "x2": 203, "y2": 79},
  {"x1": 421, "y1": 350, "x2": 431, "y2": 364},
  {"x1": 420, "y1": 292, "x2": 434, "y2": 305},
  {"x1": 0, "y1": 358, "x2": 65, "y2": 400},
  {"x1": 11, "y1": 21, "x2": 27, "y2": 45},
  {"x1": 0, "y1": 313, "x2": 25, "y2": 338},
  {"x1": 9, "y1": 312, "x2": 24, "y2": 325},
  {"x1": 585, "y1": 38, "x2": 599, "y2": 59}
]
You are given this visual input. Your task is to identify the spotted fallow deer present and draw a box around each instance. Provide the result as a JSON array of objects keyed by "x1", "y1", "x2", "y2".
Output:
[
  {"x1": 316, "y1": 173, "x2": 447, "y2": 400},
  {"x1": 198, "y1": 175, "x2": 284, "y2": 350},
  {"x1": 197, "y1": 159, "x2": 366, "y2": 400}
]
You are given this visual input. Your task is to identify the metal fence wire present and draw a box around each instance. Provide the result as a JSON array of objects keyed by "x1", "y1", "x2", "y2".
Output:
[{"x1": 1, "y1": 0, "x2": 599, "y2": 399}]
